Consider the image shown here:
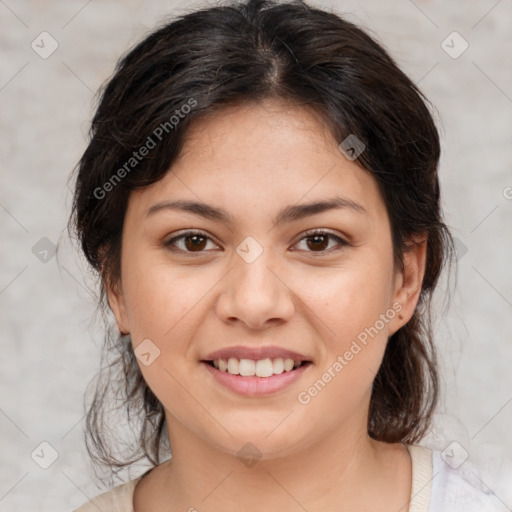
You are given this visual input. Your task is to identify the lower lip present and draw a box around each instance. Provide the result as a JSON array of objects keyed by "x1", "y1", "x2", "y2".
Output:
[{"x1": 201, "y1": 362, "x2": 312, "y2": 397}]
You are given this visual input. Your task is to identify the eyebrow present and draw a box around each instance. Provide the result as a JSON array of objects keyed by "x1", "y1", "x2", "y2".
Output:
[{"x1": 145, "y1": 196, "x2": 367, "y2": 226}]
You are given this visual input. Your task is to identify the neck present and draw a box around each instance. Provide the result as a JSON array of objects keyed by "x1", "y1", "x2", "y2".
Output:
[{"x1": 149, "y1": 412, "x2": 411, "y2": 511}]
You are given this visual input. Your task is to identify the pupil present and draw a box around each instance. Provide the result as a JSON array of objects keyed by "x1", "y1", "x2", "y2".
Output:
[
  {"x1": 186, "y1": 235, "x2": 206, "y2": 251},
  {"x1": 308, "y1": 234, "x2": 328, "y2": 251}
]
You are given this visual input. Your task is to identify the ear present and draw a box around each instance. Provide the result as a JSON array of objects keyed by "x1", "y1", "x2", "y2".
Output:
[
  {"x1": 106, "y1": 277, "x2": 130, "y2": 336},
  {"x1": 388, "y1": 236, "x2": 427, "y2": 337}
]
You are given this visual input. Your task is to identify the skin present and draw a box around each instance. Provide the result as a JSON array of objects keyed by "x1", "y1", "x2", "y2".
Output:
[{"x1": 107, "y1": 99, "x2": 427, "y2": 511}]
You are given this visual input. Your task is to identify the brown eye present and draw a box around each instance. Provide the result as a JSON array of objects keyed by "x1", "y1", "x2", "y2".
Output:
[
  {"x1": 306, "y1": 233, "x2": 330, "y2": 251},
  {"x1": 165, "y1": 231, "x2": 219, "y2": 254},
  {"x1": 293, "y1": 230, "x2": 348, "y2": 254},
  {"x1": 183, "y1": 234, "x2": 208, "y2": 251}
]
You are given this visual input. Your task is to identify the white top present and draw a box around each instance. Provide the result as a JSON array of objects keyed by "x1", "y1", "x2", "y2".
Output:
[
  {"x1": 72, "y1": 445, "x2": 509, "y2": 511},
  {"x1": 428, "y1": 448, "x2": 509, "y2": 512}
]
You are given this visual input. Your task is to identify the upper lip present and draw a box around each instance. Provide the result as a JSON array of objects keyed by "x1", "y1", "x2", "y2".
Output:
[{"x1": 202, "y1": 345, "x2": 311, "y2": 362}]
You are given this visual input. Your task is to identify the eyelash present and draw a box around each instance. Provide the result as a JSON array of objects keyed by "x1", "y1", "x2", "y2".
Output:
[{"x1": 164, "y1": 229, "x2": 349, "y2": 256}]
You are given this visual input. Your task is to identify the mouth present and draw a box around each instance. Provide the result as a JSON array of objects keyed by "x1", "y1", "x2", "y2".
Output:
[
  {"x1": 199, "y1": 346, "x2": 313, "y2": 396},
  {"x1": 199, "y1": 355, "x2": 313, "y2": 397}
]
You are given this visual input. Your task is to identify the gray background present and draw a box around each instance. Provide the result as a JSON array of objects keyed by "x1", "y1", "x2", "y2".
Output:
[{"x1": 1, "y1": 0, "x2": 511, "y2": 510}]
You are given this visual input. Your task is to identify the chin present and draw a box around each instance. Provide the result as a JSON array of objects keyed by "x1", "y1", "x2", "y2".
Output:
[{"x1": 208, "y1": 424, "x2": 309, "y2": 463}]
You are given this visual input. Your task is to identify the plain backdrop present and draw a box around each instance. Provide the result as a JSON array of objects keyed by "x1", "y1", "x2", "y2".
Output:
[{"x1": 1, "y1": 0, "x2": 511, "y2": 510}]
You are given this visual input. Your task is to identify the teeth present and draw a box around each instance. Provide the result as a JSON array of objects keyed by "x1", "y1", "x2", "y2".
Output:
[
  {"x1": 239, "y1": 358, "x2": 255, "y2": 376},
  {"x1": 227, "y1": 357, "x2": 239, "y2": 375},
  {"x1": 273, "y1": 358, "x2": 284, "y2": 374},
  {"x1": 212, "y1": 357, "x2": 305, "y2": 377},
  {"x1": 284, "y1": 358, "x2": 295, "y2": 371},
  {"x1": 256, "y1": 358, "x2": 274, "y2": 377}
]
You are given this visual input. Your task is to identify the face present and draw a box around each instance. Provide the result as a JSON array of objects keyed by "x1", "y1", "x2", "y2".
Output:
[{"x1": 107, "y1": 99, "x2": 425, "y2": 461}]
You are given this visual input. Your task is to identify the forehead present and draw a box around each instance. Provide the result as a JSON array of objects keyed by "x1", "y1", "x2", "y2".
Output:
[
  {"x1": 126, "y1": 99, "x2": 387, "y2": 224},
  {"x1": 179, "y1": 99, "x2": 338, "y2": 167}
]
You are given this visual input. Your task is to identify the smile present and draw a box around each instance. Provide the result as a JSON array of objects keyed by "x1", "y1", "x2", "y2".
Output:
[{"x1": 201, "y1": 358, "x2": 312, "y2": 397}]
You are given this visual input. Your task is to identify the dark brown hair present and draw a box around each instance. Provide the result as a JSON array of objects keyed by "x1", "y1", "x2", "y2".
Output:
[{"x1": 68, "y1": 0, "x2": 454, "y2": 479}]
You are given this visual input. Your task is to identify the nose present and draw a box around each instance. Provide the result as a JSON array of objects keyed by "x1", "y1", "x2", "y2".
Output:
[{"x1": 215, "y1": 248, "x2": 295, "y2": 330}]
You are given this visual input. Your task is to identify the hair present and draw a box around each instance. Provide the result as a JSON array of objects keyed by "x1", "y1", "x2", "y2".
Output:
[{"x1": 68, "y1": 0, "x2": 454, "y2": 479}]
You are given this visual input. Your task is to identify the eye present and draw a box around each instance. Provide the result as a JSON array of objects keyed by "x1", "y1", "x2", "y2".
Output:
[
  {"x1": 164, "y1": 230, "x2": 220, "y2": 254},
  {"x1": 292, "y1": 229, "x2": 348, "y2": 254}
]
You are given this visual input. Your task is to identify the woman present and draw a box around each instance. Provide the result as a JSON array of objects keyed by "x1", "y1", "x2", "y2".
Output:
[{"x1": 68, "y1": 0, "x2": 507, "y2": 510}]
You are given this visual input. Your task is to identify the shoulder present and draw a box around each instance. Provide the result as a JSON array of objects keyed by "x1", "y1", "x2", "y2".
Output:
[
  {"x1": 428, "y1": 448, "x2": 510, "y2": 512},
  {"x1": 71, "y1": 477, "x2": 141, "y2": 512}
]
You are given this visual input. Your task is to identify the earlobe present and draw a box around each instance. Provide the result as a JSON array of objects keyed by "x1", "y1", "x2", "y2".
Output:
[
  {"x1": 106, "y1": 280, "x2": 130, "y2": 335},
  {"x1": 389, "y1": 237, "x2": 427, "y2": 335}
]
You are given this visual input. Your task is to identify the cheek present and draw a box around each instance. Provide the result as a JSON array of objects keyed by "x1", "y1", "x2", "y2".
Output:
[
  {"x1": 122, "y1": 252, "x2": 209, "y2": 339},
  {"x1": 296, "y1": 255, "x2": 395, "y2": 393},
  {"x1": 120, "y1": 253, "x2": 214, "y2": 387},
  {"x1": 300, "y1": 258, "x2": 395, "y2": 341},
  {"x1": 294, "y1": 267, "x2": 393, "y2": 423}
]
